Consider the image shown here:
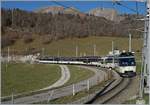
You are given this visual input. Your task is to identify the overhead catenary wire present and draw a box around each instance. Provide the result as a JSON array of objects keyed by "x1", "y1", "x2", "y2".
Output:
[
  {"x1": 136, "y1": 1, "x2": 139, "y2": 15},
  {"x1": 113, "y1": 1, "x2": 139, "y2": 15},
  {"x1": 51, "y1": 1, "x2": 80, "y2": 13}
]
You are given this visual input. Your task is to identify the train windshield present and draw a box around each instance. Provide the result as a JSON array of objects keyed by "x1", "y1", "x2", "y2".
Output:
[{"x1": 119, "y1": 57, "x2": 136, "y2": 66}]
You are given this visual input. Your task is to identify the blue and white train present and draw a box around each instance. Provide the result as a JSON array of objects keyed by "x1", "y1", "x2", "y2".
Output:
[
  {"x1": 116, "y1": 52, "x2": 136, "y2": 77},
  {"x1": 37, "y1": 51, "x2": 136, "y2": 77}
]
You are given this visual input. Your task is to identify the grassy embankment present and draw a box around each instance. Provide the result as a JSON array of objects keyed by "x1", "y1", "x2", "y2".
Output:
[
  {"x1": 136, "y1": 62, "x2": 142, "y2": 74},
  {"x1": 64, "y1": 65, "x2": 95, "y2": 86},
  {"x1": 1, "y1": 63, "x2": 61, "y2": 96},
  {"x1": 3, "y1": 36, "x2": 143, "y2": 60},
  {"x1": 1, "y1": 64, "x2": 95, "y2": 97},
  {"x1": 2, "y1": 36, "x2": 143, "y2": 98}
]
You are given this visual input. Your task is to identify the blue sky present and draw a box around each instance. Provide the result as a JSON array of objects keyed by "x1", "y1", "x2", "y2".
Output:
[{"x1": 1, "y1": 1, "x2": 146, "y2": 14}]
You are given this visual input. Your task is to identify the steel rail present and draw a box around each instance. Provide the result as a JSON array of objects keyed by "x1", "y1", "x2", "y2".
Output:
[{"x1": 85, "y1": 74, "x2": 131, "y2": 104}]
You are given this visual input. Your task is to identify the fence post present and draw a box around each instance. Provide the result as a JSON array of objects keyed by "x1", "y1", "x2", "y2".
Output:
[
  {"x1": 47, "y1": 90, "x2": 54, "y2": 103},
  {"x1": 11, "y1": 92, "x2": 14, "y2": 104},
  {"x1": 87, "y1": 80, "x2": 90, "y2": 91},
  {"x1": 73, "y1": 84, "x2": 75, "y2": 96}
]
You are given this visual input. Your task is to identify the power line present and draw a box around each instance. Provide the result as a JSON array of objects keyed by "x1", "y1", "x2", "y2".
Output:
[
  {"x1": 136, "y1": 1, "x2": 139, "y2": 15},
  {"x1": 114, "y1": 1, "x2": 139, "y2": 14}
]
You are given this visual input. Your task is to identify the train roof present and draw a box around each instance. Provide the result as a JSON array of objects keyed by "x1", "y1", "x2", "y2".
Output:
[
  {"x1": 40, "y1": 56, "x2": 102, "y2": 60},
  {"x1": 119, "y1": 52, "x2": 134, "y2": 57}
]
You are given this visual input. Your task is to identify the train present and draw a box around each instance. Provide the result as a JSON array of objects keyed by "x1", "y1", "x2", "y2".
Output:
[
  {"x1": 116, "y1": 52, "x2": 136, "y2": 77},
  {"x1": 99, "y1": 51, "x2": 136, "y2": 77},
  {"x1": 37, "y1": 56, "x2": 102, "y2": 66},
  {"x1": 37, "y1": 51, "x2": 136, "y2": 77}
]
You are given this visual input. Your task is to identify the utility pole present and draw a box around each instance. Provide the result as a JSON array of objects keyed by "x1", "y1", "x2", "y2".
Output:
[
  {"x1": 143, "y1": 0, "x2": 150, "y2": 94},
  {"x1": 8, "y1": 47, "x2": 10, "y2": 63},
  {"x1": 137, "y1": 0, "x2": 149, "y2": 104},
  {"x1": 42, "y1": 48, "x2": 45, "y2": 57},
  {"x1": 87, "y1": 80, "x2": 90, "y2": 91},
  {"x1": 12, "y1": 9, "x2": 13, "y2": 27},
  {"x1": 83, "y1": 52, "x2": 86, "y2": 56},
  {"x1": 112, "y1": 41, "x2": 114, "y2": 54},
  {"x1": 129, "y1": 33, "x2": 132, "y2": 52},
  {"x1": 112, "y1": 41, "x2": 115, "y2": 64},
  {"x1": 147, "y1": 0, "x2": 150, "y2": 93},
  {"x1": 80, "y1": 52, "x2": 82, "y2": 57},
  {"x1": 93, "y1": 44, "x2": 96, "y2": 56},
  {"x1": 57, "y1": 50, "x2": 60, "y2": 57},
  {"x1": 76, "y1": 45, "x2": 78, "y2": 57},
  {"x1": 11, "y1": 92, "x2": 14, "y2": 104}
]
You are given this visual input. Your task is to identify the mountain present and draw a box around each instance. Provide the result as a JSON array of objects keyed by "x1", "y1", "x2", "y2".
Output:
[
  {"x1": 35, "y1": 6, "x2": 64, "y2": 14},
  {"x1": 63, "y1": 7, "x2": 79, "y2": 14},
  {"x1": 36, "y1": 6, "x2": 124, "y2": 22},
  {"x1": 35, "y1": 6, "x2": 86, "y2": 18},
  {"x1": 35, "y1": 6, "x2": 81, "y2": 15},
  {"x1": 88, "y1": 8, "x2": 124, "y2": 22}
]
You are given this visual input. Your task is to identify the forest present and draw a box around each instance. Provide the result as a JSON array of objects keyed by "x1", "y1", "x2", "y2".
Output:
[{"x1": 1, "y1": 8, "x2": 144, "y2": 48}]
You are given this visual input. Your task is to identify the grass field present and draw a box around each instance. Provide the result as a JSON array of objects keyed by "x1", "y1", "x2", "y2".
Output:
[
  {"x1": 136, "y1": 62, "x2": 142, "y2": 74},
  {"x1": 1, "y1": 63, "x2": 61, "y2": 96},
  {"x1": 3, "y1": 36, "x2": 143, "y2": 60},
  {"x1": 64, "y1": 65, "x2": 95, "y2": 86},
  {"x1": 1, "y1": 64, "x2": 95, "y2": 97},
  {"x1": 1, "y1": 36, "x2": 143, "y2": 97}
]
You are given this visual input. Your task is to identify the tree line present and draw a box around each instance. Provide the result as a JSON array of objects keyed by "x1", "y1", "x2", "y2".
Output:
[{"x1": 1, "y1": 8, "x2": 144, "y2": 48}]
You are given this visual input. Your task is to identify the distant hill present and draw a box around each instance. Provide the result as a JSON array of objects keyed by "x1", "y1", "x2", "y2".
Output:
[
  {"x1": 35, "y1": 6, "x2": 64, "y2": 14},
  {"x1": 35, "y1": 6, "x2": 125, "y2": 22},
  {"x1": 88, "y1": 8, "x2": 125, "y2": 22},
  {"x1": 36, "y1": 6, "x2": 79, "y2": 14},
  {"x1": 63, "y1": 7, "x2": 79, "y2": 15},
  {"x1": 35, "y1": 6, "x2": 86, "y2": 18}
]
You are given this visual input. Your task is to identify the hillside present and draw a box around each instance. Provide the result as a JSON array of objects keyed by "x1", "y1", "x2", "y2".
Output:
[
  {"x1": 2, "y1": 36, "x2": 143, "y2": 60},
  {"x1": 1, "y1": 8, "x2": 144, "y2": 49}
]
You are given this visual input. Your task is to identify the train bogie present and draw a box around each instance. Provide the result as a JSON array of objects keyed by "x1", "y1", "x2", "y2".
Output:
[{"x1": 119, "y1": 71, "x2": 136, "y2": 77}]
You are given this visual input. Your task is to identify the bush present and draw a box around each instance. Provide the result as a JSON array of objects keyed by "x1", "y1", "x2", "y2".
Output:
[
  {"x1": 42, "y1": 36, "x2": 53, "y2": 44},
  {"x1": 23, "y1": 35, "x2": 34, "y2": 43},
  {"x1": 1, "y1": 36, "x2": 16, "y2": 48}
]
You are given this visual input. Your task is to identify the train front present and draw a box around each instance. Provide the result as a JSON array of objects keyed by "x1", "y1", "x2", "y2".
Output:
[{"x1": 117, "y1": 52, "x2": 136, "y2": 77}]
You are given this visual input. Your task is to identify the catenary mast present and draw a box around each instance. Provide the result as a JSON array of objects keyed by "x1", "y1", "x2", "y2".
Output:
[{"x1": 139, "y1": 0, "x2": 149, "y2": 100}]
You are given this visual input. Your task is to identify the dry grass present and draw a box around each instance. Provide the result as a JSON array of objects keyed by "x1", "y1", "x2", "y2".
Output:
[{"x1": 3, "y1": 36, "x2": 143, "y2": 60}]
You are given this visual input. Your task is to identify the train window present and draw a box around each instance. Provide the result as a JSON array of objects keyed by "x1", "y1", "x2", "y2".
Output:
[{"x1": 119, "y1": 58, "x2": 135, "y2": 66}]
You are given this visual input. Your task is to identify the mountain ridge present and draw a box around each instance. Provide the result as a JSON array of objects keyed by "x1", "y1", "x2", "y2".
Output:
[{"x1": 35, "y1": 6, "x2": 123, "y2": 21}]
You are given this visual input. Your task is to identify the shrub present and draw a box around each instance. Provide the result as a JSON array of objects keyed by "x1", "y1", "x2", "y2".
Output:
[
  {"x1": 23, "y1": 35, "x2": 34, "y2": 43},
  {"x1": 42, "y1": 36, "x2": 53, "y2": 44},
  {"x1": 1, "y1": 36, "x2": 15, "y2": 48}
]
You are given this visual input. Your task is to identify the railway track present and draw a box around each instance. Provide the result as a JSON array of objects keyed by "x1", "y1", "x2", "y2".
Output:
[{"x1": 85, "y1": 75, "x2": 131, "y2": 104}]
